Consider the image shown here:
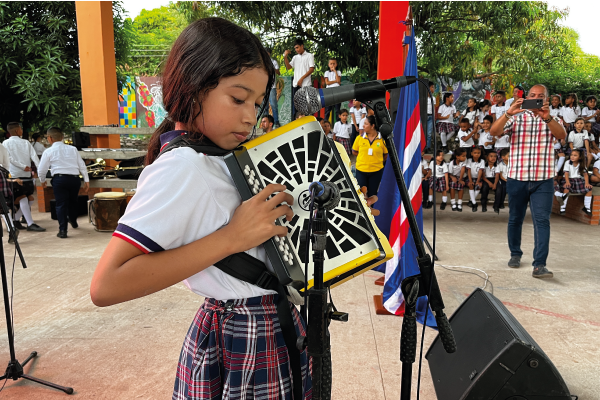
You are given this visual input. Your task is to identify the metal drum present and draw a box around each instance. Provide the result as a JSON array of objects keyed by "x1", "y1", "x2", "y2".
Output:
[{"x1": 89, "y1": 192, "x2": 127, "y2": 232}]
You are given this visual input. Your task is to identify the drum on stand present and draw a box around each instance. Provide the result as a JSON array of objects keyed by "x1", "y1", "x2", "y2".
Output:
[
  {"x1": 125, "y1": 190, "x2": 135, "y2": 205},
  {"x1": 88, "y1": 192, "x2": 127, "y2": 232}
]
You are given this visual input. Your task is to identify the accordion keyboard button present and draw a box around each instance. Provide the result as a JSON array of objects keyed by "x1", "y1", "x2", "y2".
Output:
[
  {"x1": 284, "y1": 244, "x2": 290, "y2": 251},
  {"x1": 248, "y1": 177, "x2": 255, "y2": 185},
  {"x1": 288, "y1": 259, "x2": 294, "y2": 266},
  {"x1": 250, "y1": 170, "x2": 256, "y2": 178},
  {"x1": 279, "y1": 244, "x2": 285, "y2": 252},
  {"x1": 274, "y1": 236, "x2": 280, "y2": 243},
  {"x1": 244, "y1": 165, "x2": 251, "y2": 176},
  {"x1": 252, "y1": 187, "x2": 258, "y2": 194}
]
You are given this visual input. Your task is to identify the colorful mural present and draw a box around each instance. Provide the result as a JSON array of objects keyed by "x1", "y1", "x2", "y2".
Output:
[
  {"x1": 118, "y1": 76, "x2": 137, "y2": 128},
  {"x1": 436, "y1": 76, "x2": 493, "y2": 112},
  {"x1": 135, "y1": 76, "x2": 167, "y2": 128}
]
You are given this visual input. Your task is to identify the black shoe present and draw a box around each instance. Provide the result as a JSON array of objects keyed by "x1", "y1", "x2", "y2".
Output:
[
  {"x1": 582, "y1": 207, "x2": 592, "y2": 216},
  {"x1": 57, "y1": 230, "x2": 68, "y2": 238},
  {"x1": 440, "y1": 202, "x2": 447, "y2": 210},
  {"x1": 532, "y1": 266, "x2": 553, "y2": 279},
  {"x1": 482, "y1": 204, "x2": 487, "y2": 212},
  {"x1": 493, "y1": 207, "x2": 500, "y2": 214},
  {"x1": 8, "y1": 229, "x2": 18, "y2": 244},
  {"x1": 20, "y1": 216, "x2": 26, "y2": 224},
  {"x1": 13, "y1": 221, "x2": 26, "y2": 230},
  {"x1": 556, "y1": 193, "x2": 565, "y2": 206},
  {"x1": 424, "y1": 201, "x2": 431, "y2": 209},
  {"x1": 499, "y1": 205, "x2": 505, "y2": 209},
  {"x1": 467, "y1": 200, "x2": 474, "y2": 207},
  {"x1": 70, "y1": 220, "x2": 78, "y2": 229},
  {"x1": 472, "y1": 204, "x2": 478, "y2": 212},
  {"x1": 451, "y1": 204, "x2": 457, "y2": 211},
  {"x1": 27, "y1": 223, "x2": 46, "y2": 232},
  {"x1": 457, "y1": 204, "x2": 463, "y2": 212},
  {"x1": 560, "y1": 209, "x2": 566, "y2": 215},
  {"x1": 508, "y1": 256, "x2": 521, "y2": 268}
]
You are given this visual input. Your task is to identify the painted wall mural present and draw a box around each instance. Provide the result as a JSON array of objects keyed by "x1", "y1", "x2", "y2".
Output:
[
  {"x1": 118, "y1": 76, "x2": 137, "y2": 128},
  {"x1": 135, "y1": 76, "x2": 167, "y2": 128}
]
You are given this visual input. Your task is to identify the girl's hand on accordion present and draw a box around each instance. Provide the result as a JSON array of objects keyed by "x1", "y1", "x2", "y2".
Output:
[
  {"x1": 361, "y1": 186, "x2": 380, "y2": 217},
  {"x1": 226, "y1": 183, "x2": 294, "y2": 253}
]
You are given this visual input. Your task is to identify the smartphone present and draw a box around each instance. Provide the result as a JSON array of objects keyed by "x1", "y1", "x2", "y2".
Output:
[{"x1": 521, "y1": 99, "x2": 544, "y2": 109}]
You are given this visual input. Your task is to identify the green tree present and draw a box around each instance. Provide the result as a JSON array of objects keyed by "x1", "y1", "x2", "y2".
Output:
[
  {"x1": 412, "y1": 1, "x2": 572, "y2": 89},
  {"x1": 126, "y1": 6, "x2": 188, "y2": 76},
  {"x1": 0, "y1": 1, "x2": 133, "y2": 133},
  {"x1": 195, "y1": 1, "x2": 381, "y2": 83}
]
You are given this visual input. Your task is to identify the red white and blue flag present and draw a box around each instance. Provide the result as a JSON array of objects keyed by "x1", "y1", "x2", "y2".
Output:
[{"x1": 374, "y1": 23, "x2": 437, "y2": 327}]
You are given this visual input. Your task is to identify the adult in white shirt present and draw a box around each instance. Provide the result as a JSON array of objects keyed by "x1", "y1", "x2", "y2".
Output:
[
  {"x1": 323, "y1": 57, "x2": 342, "y2": 122},
  {"x1": 38, "y1": 127, "x2": 89, "y2": 238},
  {"x1": 3, "y1": 122, "x2": 45, "y2": 232},
  {"x1": 31, "y1": 132, "x2": 47, "y2": 157},
  {"x1": 0, "y1": 143, "x2": 9, "y2": 170},
  {"x1": 283, "y1": 39, "x2": 315, "y2": 120}
]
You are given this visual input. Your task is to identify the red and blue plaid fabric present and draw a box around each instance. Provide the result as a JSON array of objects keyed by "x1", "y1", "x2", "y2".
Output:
[
  {"x1": 429, "y1": 176, "x2": 447, "y2": 192},
  {"x1": 449, "y1": 179, "x2": 465, "y2": 190},
  {"x1": 556, "y1": 177, "x2": 591, "y2": 194},
  {"x1": 173, "y1": 295, "x2": 312, "y2": 400},
  {"x1": 334, "y1": 137, "x2": 352, "y2": 156},
  {"x1": 436, "y1": 121, "x2": 455, "y2": 135},
  {"x1": 503, "y1": 111, "x2": 559, "y2": 181}
]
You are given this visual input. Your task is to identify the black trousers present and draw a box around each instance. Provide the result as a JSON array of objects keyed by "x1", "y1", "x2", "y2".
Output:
[
  {"x1": 494, "y1": 179, "x2": 507, "y2": 209},
  {"x1": 480, "y1": 180, "x2": 495, "y2": 204},
  {"x1": 355, "y1": 168, "x2": 384, "y2": 198},
  {"x1": 52, "y1": 175, "x2": 81, "y2": 231},
  {"x1": 422, "y1": 179, "x2": 430, "y2": 204},
  {"x1": 292, "y1": 86, "x2": 300, "y2": 119}
]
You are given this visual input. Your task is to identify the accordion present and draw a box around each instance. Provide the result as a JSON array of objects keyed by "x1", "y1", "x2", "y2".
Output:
[{"x1": 224, "y1": 117, "x2": 393, "y2": 291}]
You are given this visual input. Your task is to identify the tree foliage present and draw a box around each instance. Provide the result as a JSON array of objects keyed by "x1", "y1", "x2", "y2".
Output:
[
  {"x1": 0, "y1": 1, "x2": 133, "y2": 133},
  {"x1": 412, "y1": 1, "x2": 572, "y2": 89},
  {"x1": 205, "y1": 1, "x2": 381, "y2": 82}
]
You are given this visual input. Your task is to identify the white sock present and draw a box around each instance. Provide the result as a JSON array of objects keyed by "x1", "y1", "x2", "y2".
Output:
[
  {"x1": 14, "y1": 208, "x2": 22, "y2": 221},
  {"x1": 428, "y1": 195, "x2": 433, "y2": 202},
  {"x1": 458, "y1": 199, "x2": 463, "y2": 205},
  {"x1": 562, "y1": 196, "x2": 569, "y2": 208},
  {"x1": 554, "y1": 191, "x2": 562, "y2": 197},
  {"x1": 441, "y1": 133, "x2": 447, "y2": 146},
  {"x1": 584, "y1": 196, "x2": 592, "y2": 209},
  {"x1": 446, "y1": 132, "x2": 455, "y2": 144},
  {"x1": 469, "y1": 190, "x2": 476, "y2": 203},
  {"x1": 19, "y1": 197, "x2": 34, "y2": 226},
  {"x1": 442, "y1": 196, "x2": 447, "y2": 203},
  {"x1": 474, "y1": 189, "x2": 480, "y2": 199},
  {"x1": 29, "y1": 200, "x2": 35, "y2": 212},
  {"x1": 451, "y1": 199, "x2": 456, "y2": 205}
]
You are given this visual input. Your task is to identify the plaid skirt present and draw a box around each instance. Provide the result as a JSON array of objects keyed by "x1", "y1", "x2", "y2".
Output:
[
  {"x1": 436, "y1": 122, "x2": 455, "y2": 135},
  {"x1": 556, "y1": 177, "x2": 591, "y2": 194},
  {"x1": 335, "y1": 137, "x2": 352, "y2": 156},
  {"x1": 173, "y1": 295, "x2": 312, "y2": 400},
  {"x1": 449, "y1": 176, "x2": 465, "y2": 190},
  {"x1": 429, "y1": 176, "x2": 447, "y2": 192}
]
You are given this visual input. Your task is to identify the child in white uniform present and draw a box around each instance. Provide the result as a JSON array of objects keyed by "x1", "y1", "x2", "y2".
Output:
[
  {"x1": 426, "y1": 149, "x2": 450, "y2": 210},
  {"x1": 556, "y1": 149, "x2": 593, "y2": 215},
  {"x1": 566, "y1": 117, "x2": 590, "y2": 160},
  {"x1": 560, "y1": 93, "x2": 581, "y2": 132},
  {"x1": 447, "y1": 148, "x2": 468, "y2": 211},
  {"x1": 436, "y1": 92, "x2": 459, "y2": 152},
  {"x1": 90, "y1": 18, "x2": 312, "y2": 400},
  {"x1": 466, "y1": 147, "x2": 485, "y2": 212}
]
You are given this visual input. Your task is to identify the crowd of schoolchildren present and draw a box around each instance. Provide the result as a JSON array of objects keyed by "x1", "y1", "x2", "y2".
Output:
[{"x1": 421, "y1": 88, "x2": 600, "y2": 215}]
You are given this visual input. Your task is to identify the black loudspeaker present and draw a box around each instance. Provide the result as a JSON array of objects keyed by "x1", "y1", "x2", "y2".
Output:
[
  {"x1": 72, "y1": 131, "x2": 90, "y2": 150},
  {"x1": 426, "y1": 288, "x2": 571, "y2": 400}
]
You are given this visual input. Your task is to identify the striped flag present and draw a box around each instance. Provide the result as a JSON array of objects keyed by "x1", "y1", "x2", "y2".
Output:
[{"x1": 374, "y1": 23, "x2": 437, "y2": 327}]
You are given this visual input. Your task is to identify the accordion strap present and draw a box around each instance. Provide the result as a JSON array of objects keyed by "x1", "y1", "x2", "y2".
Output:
[{"x1": 158, "y1": 133, "x2": 304, "y2": 400}]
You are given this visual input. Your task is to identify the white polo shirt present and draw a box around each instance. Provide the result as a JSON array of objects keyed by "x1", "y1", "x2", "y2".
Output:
[
  {"x1": 497, "y1": 161, "x2": 508, "y2": 180},
  {"x1": 567, "y1": 130, "x2": 590, "y2": 149},
  {"x1": 563, "y1": 161, "x2": 584, "y2": 179},
  {"x1": 333, "y1": 121, "x2": 352, "y2": 139},
  {"x1": 561, "y1": 106, "x2": 581, "y2": 123},
  {"x1": 427, "y1": 96, "x2": 436, "y2": 115},
  {"x1": 582, "y1": 107, "x2": 597, "y2": 123},
  {"x1": 429, "y1": 161, "x2": 449, "y2": 176},
  {"x1": 38, "y1": 141, "x2": 89, "y2": 183},
  {"x1": 290, "y1": 51, "x2": 315, "y2": 87},
  {"x1": 448, "y1": 160, "x2": 466, "y2": 177},
  {"x1": 479, "y1": 130, "x2": 494, "y2": 149},
  {"x1": 467, "y1": 158, "x2": 485, "y2": 180},
  {"x1": 593, "y1": 159, "x2": 600, "y2": 171},
  {"x1": 491, "y1": 103, "x2": 508, "y2": 118},
  {"x1": 324, "y1": 70, "x2": 341, "y2": 88},
  {"x1": 114, "y1": 146, "x2": 278, "y2": 300},
  {"x1": 349, "y1": 106, "x2": 366, "y2": 125},
  {"x1": 437, "y1": 104, "x2": 456, "y2": 120},
  {"x1": 457, "y1": 129, "x2": 474, "y2": 147},
  {"x1": 0, "y1": 143, "x2": 9, "y2": 169},
  {"x1": 495, "y1": 134, "x2": 510, "y2": 148},
  {"x1": 3, "y1": 135, "x2": 39, "y2": 178},
  {"x1": 484, "y1": 165, "x2": 497, "y2": 180}
]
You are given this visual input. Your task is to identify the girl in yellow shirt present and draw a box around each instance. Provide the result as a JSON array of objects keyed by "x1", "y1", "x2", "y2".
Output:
[{"x1": 352, "y1": 115, "x2": 388, "y2": 196}]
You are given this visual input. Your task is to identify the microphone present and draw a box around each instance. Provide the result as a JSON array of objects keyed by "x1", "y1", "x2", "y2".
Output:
[
  {"x1": 308, "y1": 181, "x2": 340, "y2": 211},
  {"x1": 294, "y1": 76, "x2": 417, "y2": 115}
]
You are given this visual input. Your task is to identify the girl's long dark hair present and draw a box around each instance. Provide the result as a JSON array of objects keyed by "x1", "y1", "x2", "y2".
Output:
[
  {"x1": 569, "y1": 149, "x2": 587, "y2": 176},
  {"x1": 434, "y1": 149, "x2": 446, "y2": 165},
  {"x1": 450, "y1": 147, "x2": 466, "y2": 164},
  {"x1": 565, "y1": 93, "x2": 579, "y2": 110},
  {"x1": 442, "y1": 92, "x2": 453, "y2": 105},
  {"x1": 146, "y1": 18, "x2": 275, "y2": 165}
]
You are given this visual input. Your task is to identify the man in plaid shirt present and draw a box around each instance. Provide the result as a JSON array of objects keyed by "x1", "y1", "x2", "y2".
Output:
[{"x1": 490, "y1": 84, "x2": 566, "y2": 279}]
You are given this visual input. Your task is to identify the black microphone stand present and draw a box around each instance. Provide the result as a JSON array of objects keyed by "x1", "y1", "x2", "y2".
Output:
[
  {"x1": 297, "y1": 183, "x2": 348, "y2": 400},
  {"x1": 0, "y1": 190, "x2": 73, "y2": 394},
  {"x1": 361, "y1": 83, "x2": 456, "y2": 400}
]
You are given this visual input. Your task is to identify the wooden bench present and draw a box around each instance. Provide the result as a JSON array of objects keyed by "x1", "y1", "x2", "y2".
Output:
[{"x1": 551, "y1": 186, "x2": 600, "y2": 225}]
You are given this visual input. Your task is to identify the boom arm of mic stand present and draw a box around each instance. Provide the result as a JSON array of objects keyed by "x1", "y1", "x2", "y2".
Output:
[{"x1": 368, "y1": 99, "x2": 456, "y2": 354}]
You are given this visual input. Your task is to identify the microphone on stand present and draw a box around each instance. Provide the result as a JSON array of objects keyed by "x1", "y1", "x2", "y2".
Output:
[{"x1": 294, "y1": 76, "x2": 417, "y2": 115}]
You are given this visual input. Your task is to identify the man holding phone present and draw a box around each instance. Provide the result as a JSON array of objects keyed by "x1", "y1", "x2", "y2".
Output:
[{"x1": 490, "y1": 84, "x2": 566, "y2": 279}]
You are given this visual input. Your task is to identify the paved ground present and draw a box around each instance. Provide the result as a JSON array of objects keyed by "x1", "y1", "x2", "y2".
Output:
[{"x1": 0, "y1": 200, "x2": 598, "y2": 399}]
